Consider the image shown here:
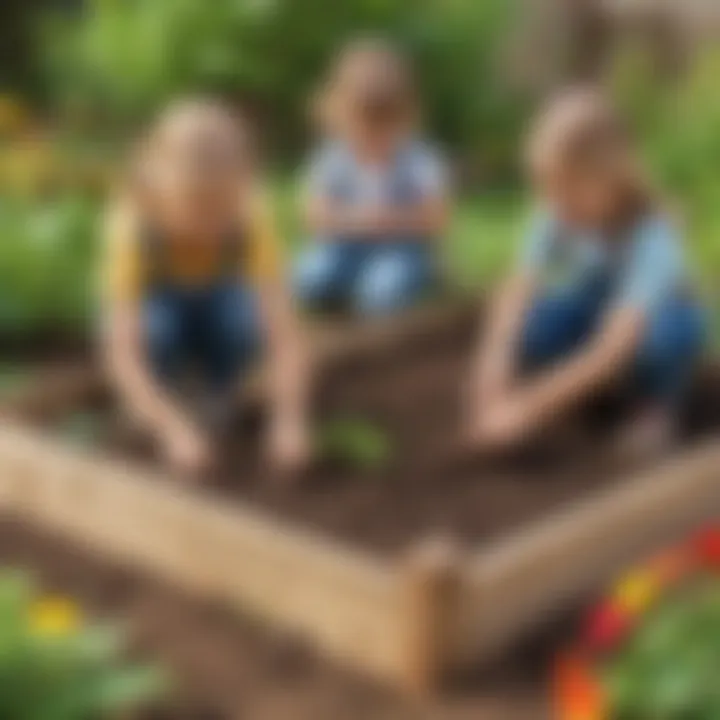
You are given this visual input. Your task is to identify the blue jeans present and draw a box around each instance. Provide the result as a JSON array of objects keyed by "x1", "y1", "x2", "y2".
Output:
[
  {"x1": 294, "y1": 239, "x2": 436, "y2": 315},
  {"x1": 521, "y1": 282, "x2": 707, "y2": 405},
  {"x1": 144, "y1": 282, "x2": 261, "y2": 391}
]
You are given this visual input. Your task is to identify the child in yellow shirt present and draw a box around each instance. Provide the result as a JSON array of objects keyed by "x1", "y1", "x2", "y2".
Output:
[{"x1": 101, "y1": 100, "x2": 310, "y2": 477}]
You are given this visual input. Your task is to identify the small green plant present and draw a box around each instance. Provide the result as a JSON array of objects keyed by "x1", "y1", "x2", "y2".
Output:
[
  {"x1": 0, "y1": 571, "x2": 166, "y2": 720},
  {"x1": 316, "y1": 418, "x2": 392, "y2": 470}
]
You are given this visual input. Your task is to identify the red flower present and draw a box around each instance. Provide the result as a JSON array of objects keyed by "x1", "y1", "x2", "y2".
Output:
[
  {"x1": 693, "y1": 527, "x2": 720, "y2": 568},
  {"x1": 584, "y1": 603, "x2": 632, "y2": 653}
]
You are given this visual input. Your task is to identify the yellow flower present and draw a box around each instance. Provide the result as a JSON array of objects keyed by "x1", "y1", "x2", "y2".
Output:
[
  {"x1": 28, "y1": 596, "x2": 82, "y2": 638},
  {"x1": 613, "y1": 571, "x2": 660, "y2": 616}
]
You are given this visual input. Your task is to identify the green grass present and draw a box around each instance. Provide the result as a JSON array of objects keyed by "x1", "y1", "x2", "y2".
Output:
[{"x1": 445, "y1": 194, "x2": 525, "y2": 288}]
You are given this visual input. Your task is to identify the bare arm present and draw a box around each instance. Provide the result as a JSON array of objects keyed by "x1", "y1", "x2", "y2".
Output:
[
  {"x1": 513, "y1": 306, "x2": 645, "y2": 426},
  {"x1": 303, "y1": 145, "x2": 450, "y2": 240},
  {"x1": 506, "y1": 216, "x2": 683, "y2": 431},
  {"x1": 472, "y1": 270, "x2": 537, "y2": 404},
  {"x1": 304, "y1": 194, "x2": 359, "y2": 237},
  {"x1": 99, "y1": 202, "x2": 210, "y2": 473},
  {"x1": 474, "y1": 305, "x2": 646, "y2": 450},
  {"x1": 375, "y1": 195, "x2": 450, "y2": 238},
  {"x1": 102, "y1": 303, "x2": 197, "y2": 442},
  {"x1": 256, "y1": 277, "x2": 312, "y2": 470},
  {"x1": 305, "y1": 194, "x2": 449, "y2": 238}
]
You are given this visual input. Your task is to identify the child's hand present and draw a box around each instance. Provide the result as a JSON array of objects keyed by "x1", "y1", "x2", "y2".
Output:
[
  {"x1": 160, "y1": 418, "x2": 213, "y2": 478},
  {"x1": 474, "y1": 361, "x2": 514, "y2": 409},
  {"x1": 267, "y1": 414, "x2": 311, "y2": 477},
  {"x1": 464, "y1": 360, "x2": 513, "y2": 438},
  {"x1": 469, "y1": 396, "x2": 535, "y2": 452}
]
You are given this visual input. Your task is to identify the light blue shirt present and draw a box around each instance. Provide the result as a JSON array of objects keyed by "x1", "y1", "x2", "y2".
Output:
[
  {"x1": 520, "y1": 210, "x2": 687, "y2": 313},
  {"x1": 305, "y1": 139, "x2": 448, "y2": 208}
]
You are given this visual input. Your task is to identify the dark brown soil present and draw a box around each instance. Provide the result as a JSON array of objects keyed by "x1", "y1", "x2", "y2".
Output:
[
  {"x1": 25, "y1": 307, "x2": 720, "y2": 556},
  {"x1": 0, "y1": 516, "x2": 563, "y2": 720},
  {"x1": 3, "y1": 309, "x2": 716, "y2": 718}
]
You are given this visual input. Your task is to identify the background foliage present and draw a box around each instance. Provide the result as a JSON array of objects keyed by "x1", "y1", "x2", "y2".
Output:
[
  {"x1": 38, "y1": 0, "x2": 524, "y2": 170},
  {"x1": 1, "y1": 0, "x2": 719, "y2": 336}
]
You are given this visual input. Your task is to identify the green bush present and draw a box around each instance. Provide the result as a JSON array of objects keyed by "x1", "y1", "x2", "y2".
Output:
[
  {"x1": 0, "y1": 192, "x2": 99, "y2": 334},
  {"x1": 0, "y1": 571, "x2": 165, "y2": 719},
  {"x1": 606, "y1": 578, "x2": 720, "y2": 719},
  {"x1": 39, "y1": 0, "x2": 524, "y2": 168},
  {"x1": 611, "y1": 45, "x2": 720, "y2": 222},
  {"x1": 609, "y1": 44, "x2": 720, "y2": 289}
]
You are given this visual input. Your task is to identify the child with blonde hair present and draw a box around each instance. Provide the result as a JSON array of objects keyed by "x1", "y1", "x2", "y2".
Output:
[
  {"x1": 101, "y1": 100, "x2": 310, "y2": 476},
  {"x1": 295, "y1": 38, "x2": 450, "y2": 315},
  {"x1": 469, "y1": 88, "x2": 706, "y2": 455}
]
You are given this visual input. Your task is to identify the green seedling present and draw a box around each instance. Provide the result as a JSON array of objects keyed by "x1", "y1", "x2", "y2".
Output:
[{"x1": 316, "y1": 418, "x2": 393, "y2": 470}]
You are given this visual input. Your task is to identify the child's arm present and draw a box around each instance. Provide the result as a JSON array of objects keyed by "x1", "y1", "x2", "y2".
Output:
[
  {"x1": 258, "y1": 281, "x2": 311, "y2": 474},
  {"x1": 100, "y1": 202, "x2": 211, "y2": 475},
  {"x1": 467, "y1": 211, "x2": 550, "y2": 437},
  {"x1": 306, "y1": 194, "x2": 449, "y2": 238},
  {"x1": 478, "y1": 308, "x2": 645, "y2": 447},
  {"x1": 304, "y1": 193, "x2": 367, "y2": 236},
  {"x1": 303, "y1": 144, "x2": 450, "y2": 239},
  {"x1": 371, "y1": 146, "x2": 450, "y2": 238},
  {"x1": 477, "y1": 220, "x2": 680, "y2": 448},
  {"x1": 371, "y1": 194, "x2": 450, "y2": 238},
  {"x1": 469, "y1": 270, "x2": 536, "y2": 417},
  {"x1": 252, "y1": 198, "x2": 312, "y2": 474},
  {"x1": 302, "y1": 146, "x2": 360, "y2": 237}
]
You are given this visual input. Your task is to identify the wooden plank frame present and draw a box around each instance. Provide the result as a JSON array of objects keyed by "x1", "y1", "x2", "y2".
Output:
[{"x1": 0, "y1": 301, "x2": 719, "y2": 694}]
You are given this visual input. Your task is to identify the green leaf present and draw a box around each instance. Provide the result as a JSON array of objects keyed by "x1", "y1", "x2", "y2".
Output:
[{"x1": 316, "y1": 418, "x2": 393, "y2": 470}]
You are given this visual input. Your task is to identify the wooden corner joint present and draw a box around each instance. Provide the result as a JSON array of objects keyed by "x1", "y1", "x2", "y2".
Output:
[{"x1": 398, "y1": 536, "x2": 464, "y2": 697}]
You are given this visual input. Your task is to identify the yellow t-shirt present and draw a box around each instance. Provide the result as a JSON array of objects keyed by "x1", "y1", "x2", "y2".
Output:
[{"x1": 102, "y1": 194, "x2": 283, "y2": 304}]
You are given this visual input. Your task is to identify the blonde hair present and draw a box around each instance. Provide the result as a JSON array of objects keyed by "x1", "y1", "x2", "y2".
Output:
[
  {"x1": 127, "y1": 98, "x2": 253, "y2": 205},
  {"x1": 314, "y1": 38, "x2": 417, "y2": 135},
  {"x1": 527, "y1": 87, "x2": 655, "y2": 231}
]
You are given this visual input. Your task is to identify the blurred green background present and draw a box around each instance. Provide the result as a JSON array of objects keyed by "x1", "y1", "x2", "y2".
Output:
[{"x1": 0, "y1": 0, "x2": 719, "y2": 340}]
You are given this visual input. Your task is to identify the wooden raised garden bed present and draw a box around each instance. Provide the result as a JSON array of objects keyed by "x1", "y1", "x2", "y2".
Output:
[{"x1": 0, "y1": 300, "x2": 719, "y2": 697}]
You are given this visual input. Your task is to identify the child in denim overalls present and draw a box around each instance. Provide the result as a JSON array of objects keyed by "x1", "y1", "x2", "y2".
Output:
[
  {"x1": 468, "y1": 89, "x2": 706, "y2": 457},
  {"x1": 294, "y1": 39, "x2": 450, "y2": 315},
  {"x1": 101, "y1": 101, "x2": 311, "y2": 477}
]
